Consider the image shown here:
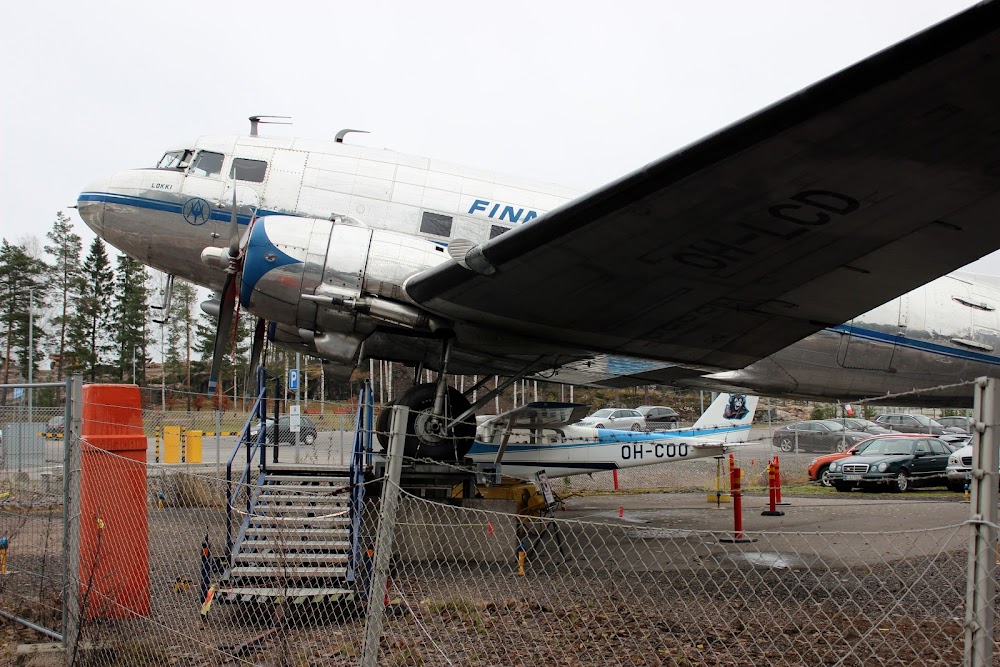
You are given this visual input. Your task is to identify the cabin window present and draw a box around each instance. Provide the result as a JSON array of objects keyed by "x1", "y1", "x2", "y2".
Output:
[
  {"x1": 190, "y1": 151, "x2": 224, "y2": 177},
  {"x1": 490, "y1": 225, "x2": 510, "y2": 239},
  {"x1": 230, "y1": 158, "x2": 268, "y2": 183},
  {"x1": 156, "y1": 149, "x2": 194, "y2": 170},
  {"x1": 420, "y1": 212, "x2": 453, "y2": 237}
]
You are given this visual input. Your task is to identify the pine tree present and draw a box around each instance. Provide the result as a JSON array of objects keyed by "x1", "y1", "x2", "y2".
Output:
[
  {"x1": 0, "y1": 240, "x2": 47, "y2": 401},
  {"x1": 67, "y1": 237, "x2": 114, "y2": 381},
  {"x1": 113, "y1": 254, "x2": 149, "y2": 383},
  {"x1": 167, "y1": 280, "x2": 198, "y2": 407},
  {"x1": 44, "y1": 212, "x2": 83, "y2": 381}
]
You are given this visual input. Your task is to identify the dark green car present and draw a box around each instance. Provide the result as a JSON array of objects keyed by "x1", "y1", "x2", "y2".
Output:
[{"x1": 826, "y1": 436, "x2": 952, "y2": 492}]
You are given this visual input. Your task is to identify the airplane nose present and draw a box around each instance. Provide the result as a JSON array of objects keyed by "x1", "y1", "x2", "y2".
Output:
[{"x1": 77, "y1": 177, "x2": 109, "y2": 236}]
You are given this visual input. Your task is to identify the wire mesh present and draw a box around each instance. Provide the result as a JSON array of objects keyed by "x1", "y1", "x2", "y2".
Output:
[{"x1": 0, "y1": 389, "x2": 995, "y2": 666}]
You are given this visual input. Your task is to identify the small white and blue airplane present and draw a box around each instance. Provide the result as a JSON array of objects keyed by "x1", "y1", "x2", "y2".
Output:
[
  {"x1": 76, "y1": 4, "x2": 1000, "y2": 462},
  {"x1": 467, "y1": 393, "x2": 758, "y2": 480}
]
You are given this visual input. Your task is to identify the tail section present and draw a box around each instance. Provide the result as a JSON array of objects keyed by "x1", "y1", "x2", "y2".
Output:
[{"x1": 690, "y1": 393, "x2": 758, "y2": 442}]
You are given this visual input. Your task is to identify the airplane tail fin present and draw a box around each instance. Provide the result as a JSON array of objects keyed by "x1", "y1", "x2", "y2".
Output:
[{"x1": 690, "y1": 393, "x2": 759, "y2": 442}]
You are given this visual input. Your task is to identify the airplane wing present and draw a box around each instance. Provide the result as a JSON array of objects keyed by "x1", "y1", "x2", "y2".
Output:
[
  {"x1": 479, "y1": 402, "x2": 591, "y2": 430},
  {"x1": 406, "y1": 3, "x2": 1000, "y2": 377}
]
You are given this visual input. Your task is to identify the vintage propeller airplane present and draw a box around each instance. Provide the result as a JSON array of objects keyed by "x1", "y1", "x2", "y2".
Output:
[{"x1": 78, "y1": 3, "x2": 1000, "y2": 461}]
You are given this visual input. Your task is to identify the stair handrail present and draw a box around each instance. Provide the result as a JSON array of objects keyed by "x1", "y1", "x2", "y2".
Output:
[
  {"x1": 225, "y1": 371, "x2": 268, "y2": 560},
  {"x1": 347, "y1": 380, "x2": 373, "y2": 582}
]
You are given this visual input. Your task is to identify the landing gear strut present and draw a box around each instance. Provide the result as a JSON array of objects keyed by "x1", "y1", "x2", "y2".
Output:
[{"x1": 376, "y1": 337, "x2": 476, "y2": 460}]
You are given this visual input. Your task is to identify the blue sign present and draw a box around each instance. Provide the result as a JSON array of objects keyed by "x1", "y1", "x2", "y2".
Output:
[
  {"x1": 288, "y1": 369, "x2": 299, "y2": 390},
  {"x1": 12, "y1": 388, "x2": 23, "y2": 400}
]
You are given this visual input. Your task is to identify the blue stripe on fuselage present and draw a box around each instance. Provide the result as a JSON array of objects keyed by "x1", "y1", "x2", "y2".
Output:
[
  {"x1": 467, "y1": 424, "x2": 749, "y2": 456},
  {"x1": 827, "y1": 324, "x2": 1000, "y2": 365},
  {"x1": 78, "y1": 191, "x2": 273, "y2": 226}
]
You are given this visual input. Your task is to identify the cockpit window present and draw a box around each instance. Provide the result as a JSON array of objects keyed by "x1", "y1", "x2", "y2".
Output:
[
  {"x1": 190, "y1": 151, "x2": 224, "y2": 177},
  {"x1": 156, "y1": 149, "x2": 194, "y2": 170},
  {"x1": 230, "y1": 158, "x2": 267, "y2": 183}
]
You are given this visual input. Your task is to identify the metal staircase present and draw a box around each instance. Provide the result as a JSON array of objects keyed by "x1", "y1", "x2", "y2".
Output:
[{"x1": 219, "y1": 373, "x2": 374, "y2": 605}]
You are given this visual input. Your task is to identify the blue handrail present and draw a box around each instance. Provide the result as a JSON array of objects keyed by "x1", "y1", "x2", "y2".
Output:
[
  {"x1": 347, "y1": 380, "x2": 373, "y2": 582},
  {"x1": 224, "y1": 367, "x2": 268, "y2": 561}
]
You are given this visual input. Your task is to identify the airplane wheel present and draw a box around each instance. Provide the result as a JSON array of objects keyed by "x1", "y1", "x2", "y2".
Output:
[{"x1": 375, "y1": 383, "x2": 475, "y2": 461}]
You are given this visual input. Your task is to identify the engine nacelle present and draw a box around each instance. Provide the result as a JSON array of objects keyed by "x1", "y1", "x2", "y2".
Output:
[{"x1": 239, "y1": 215, "x2": 450, "y2": 363}]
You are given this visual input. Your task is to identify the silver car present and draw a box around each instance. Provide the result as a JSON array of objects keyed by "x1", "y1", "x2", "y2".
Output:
[{"x1": 576, "y1": 408, "x2": 645, "y2": 430}]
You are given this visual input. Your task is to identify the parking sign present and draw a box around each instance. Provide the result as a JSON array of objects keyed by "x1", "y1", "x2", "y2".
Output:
[{"x1": 288, "y1": 369, "x2": 299, "y2": 390}]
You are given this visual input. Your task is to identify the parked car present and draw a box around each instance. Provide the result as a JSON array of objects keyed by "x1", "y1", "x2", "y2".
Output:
[
  {"x1": 46, "y1": 415, "x2": 65, "y2": 436},
  {"x1": 635, "y1": 405, "x2": 680, "y2": 430},
  {"x1": 808, "y1": 438, "x2": 874, "y2": 487},
  {"x1": 945, "y1": 443, "x2": 975, "y2": 492},
  {"x1": 250, "y1": 415, "x2": 318, "y2": 445},
  {"x1": 827, "y1": 417, "x2": 895, "y2": 435},
  {"x1": 576, "y1": 408, "x2": 645, "y2": 431},
  {"x1": 772, "y1": 420, "x2": 870, "y2": 453},
  {"x1": 873, "y1": 413, "x2": 965, "y2": 436},
  {"x1": 937, "y1": 415, "x2": 974, "y2": 433},
  {"x1": 826, "y1": 435, "x2": 953, "y2": 492}
]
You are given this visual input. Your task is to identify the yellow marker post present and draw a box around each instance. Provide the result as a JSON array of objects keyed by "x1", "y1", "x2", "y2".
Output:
[
  {"x1": 708, "y1": 456, "x2": 731, "y2": 505},
  {"x1": 0, "y1": 537, "x2": 8, "y2": 575},
  {"x1": 163, "y1": 426, "x2": 181, "y2": 463}
]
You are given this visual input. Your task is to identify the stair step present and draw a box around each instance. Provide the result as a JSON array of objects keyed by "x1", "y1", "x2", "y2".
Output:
[
  {"x1": 219, "y1": 587, "x2": 354, "y2": 603},
  {"x1": 265, "y1": 474, "x2": 349, "y2": 485},
  {"x1": 248, "y1": 515, "x2": 350, "y2": 526},
  {"x1": 245, "y1": 527, "x2": 350, "y2": 538},
  {"x1": 257, "y1": 491, "x2": 349, "y2": 501},
  {"x1": 228, "y1": 565, "x2": 348, "y2": 577},
  {"x1": 266, "y1": 464, "x2": 350, "y2": 475},
  {"x1": 252, "y1": 507, "x2": 349, "y2": 518},
  {"x1": 234, "y1": 552, "x2": 349, "y2": 564},
  {"x1": 240, "y1": 540, "x2": 351, "y2": 550}
]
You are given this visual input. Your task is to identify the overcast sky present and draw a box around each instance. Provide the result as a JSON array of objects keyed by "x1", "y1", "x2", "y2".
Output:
[{"x1": 3, "y1": 1, "x2": 996, "y2": 272}]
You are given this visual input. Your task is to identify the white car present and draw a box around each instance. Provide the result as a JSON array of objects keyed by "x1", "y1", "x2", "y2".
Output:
[{"x1": 576, "y1": 408, "x2": 645, "y2": 431}]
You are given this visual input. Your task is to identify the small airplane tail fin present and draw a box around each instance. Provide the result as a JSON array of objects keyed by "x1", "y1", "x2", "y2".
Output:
[{"x1": 690, "y1": 393, "x2": 759, "y2": 442}]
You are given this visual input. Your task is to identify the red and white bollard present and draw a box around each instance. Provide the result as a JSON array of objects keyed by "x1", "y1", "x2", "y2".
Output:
[
  {"x1": 719, "y1": 466, "x2": 755, "y2": 543},
  {"x1": 761, "y1": 462, "x2": 785, "y2": 516},
  {"x1": 773, "y1": 455, "x2": 790, "y2": 506}
]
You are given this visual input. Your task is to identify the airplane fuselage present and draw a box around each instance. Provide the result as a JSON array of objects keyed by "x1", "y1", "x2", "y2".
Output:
[{"x1": 78, "y1": 134, "x2": 1000, "y2": 406}]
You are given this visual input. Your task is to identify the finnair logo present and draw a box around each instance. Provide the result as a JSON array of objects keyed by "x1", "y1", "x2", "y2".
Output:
[{"x1": 469, "y1": 199, "x2": 538, "y2": 224}]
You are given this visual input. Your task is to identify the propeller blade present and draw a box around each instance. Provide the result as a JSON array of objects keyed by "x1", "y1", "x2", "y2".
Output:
[
  {"x1": 228, "y1": 187, "x2": 240, "y2": 260},
  {"x1": 207, "y1": 275, "x2": 237, "y2": 395},
  {"x1": 245, "y1": 317, "x2": 266, "y2": 390}
]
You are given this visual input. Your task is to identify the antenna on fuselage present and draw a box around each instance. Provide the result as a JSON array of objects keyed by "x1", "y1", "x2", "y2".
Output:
[
  {"x1": 335, "y1": 129, "x2": 370, "y2": 143},
  {"x1": 249, "y1": 115, "x2": 292, "y2": 136}
]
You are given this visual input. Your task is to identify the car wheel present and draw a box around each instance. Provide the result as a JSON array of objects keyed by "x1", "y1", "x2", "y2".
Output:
[
  {"x1": 836, "y1": 441, "x2": 848, "y2": 453},
  {"x1": 595, "y1": 423, "x2": 605, "y2": 429},
  {"x1": 778, "y1": 437, "x2": 794, "y2": 452},
  {"x1": 834, "y1": 482, "x2": 852, "y2": 492},
  {"x1": 630, "y1": 423, "x2": 641, "y2": 431},
  {"x1": 819, "y1": 466, "x2": 833, "y2": 488},
  {"x1": 303, "y1": 432, "x2": 316, "y2": 445},
  {"x1": 893, "y1": 470, "x2": 909, "y2": 493}
]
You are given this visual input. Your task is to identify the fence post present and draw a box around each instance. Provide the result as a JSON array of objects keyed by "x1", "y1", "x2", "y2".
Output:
[
  {"x1": 361, "y1": 405, "x2": 408, "y2": 667},
  {"x1": 966, "y1": 377, "x2": 999, "y2": 667},
  {"x1": 63, "y1": 374, "x2": 83, "y2": 654}
]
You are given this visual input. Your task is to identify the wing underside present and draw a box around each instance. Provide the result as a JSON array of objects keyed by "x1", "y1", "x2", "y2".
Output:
[{"x1": 405, "y1": 3, "x2": 1000, "y2": 384}]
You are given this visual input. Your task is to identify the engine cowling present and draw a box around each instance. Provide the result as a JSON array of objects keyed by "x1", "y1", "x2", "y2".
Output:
[{"x1": 239, "y1": 215, "x2": 450, "y2": 363}]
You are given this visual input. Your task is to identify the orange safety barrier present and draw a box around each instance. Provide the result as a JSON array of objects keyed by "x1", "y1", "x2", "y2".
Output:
[
  {"x1": 762, "y1": 462, "x2": 785, "y2": 517},
  {"x1": 79, "y1": 384, "x2": 150, "y2": 619}
]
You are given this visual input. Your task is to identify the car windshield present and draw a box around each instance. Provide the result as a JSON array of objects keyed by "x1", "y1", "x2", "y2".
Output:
[
  {"x1": 857, "y1": 438, "x2": 915, "y2": 456},
  {"x1": 589, "y1": 409, "x2": 614, "y2": 418}
]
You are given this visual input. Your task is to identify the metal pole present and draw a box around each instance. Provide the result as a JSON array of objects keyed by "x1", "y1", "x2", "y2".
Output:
[
  {"x1": 215, "y1": 410, "x2": 222, "y2": 479},
  {"x1": 361, "y1": 405, "x2": 407, "y2": 667},
  {"x1": 63, "y1": 375, "x2": 83, "y2": 652},
  {"x1": 28, "y1": 289, "x2": 33, "y2": 444},
  {"x1": 295, "y1": 352, "x2": 301, "y2": 464},
  {"x1": 966, "y1": 377, "x2": 999, "y2": 667}
]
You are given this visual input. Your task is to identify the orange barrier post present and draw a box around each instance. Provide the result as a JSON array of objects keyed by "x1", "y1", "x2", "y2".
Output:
[
  {"x1": 79, "y1": 384, "x2": 150, "y2": 619},
  {"x1": 719, "y1": 467, "x2": 755, "y2": 543},
  {"x1": 612, "y1": 469, "x2": 619, "y2": 491},
  {"x1": 761, "y1": 462, "x2": 785, "y2": 516},
  {"x1": 773, "y1": 456, "x2": 790, "y2": 505}
]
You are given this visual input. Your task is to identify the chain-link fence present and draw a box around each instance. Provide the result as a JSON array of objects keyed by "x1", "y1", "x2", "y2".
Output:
[{"x1": 1, "y1": 378, "x2": 998, "y2": 665}]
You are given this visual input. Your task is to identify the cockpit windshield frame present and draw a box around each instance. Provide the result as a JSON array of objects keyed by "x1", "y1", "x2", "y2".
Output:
[{"x1": 156, "y1": 149, "x2": 195, "y2": 170}]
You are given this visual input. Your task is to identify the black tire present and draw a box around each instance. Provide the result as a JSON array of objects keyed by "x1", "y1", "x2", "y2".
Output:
[
  {"x1": 375, "y1": 383, "x2": 475, "y2": 460},
  {"x1": 778, "y1": 437, "x2": 794, "y2": 453},
  {"x1": 303, "y1": 432, "x2": 316, "y2": 446},
  {"x1": 630, "y1": 423, "x2": 641, "y2": 431},
  {"x1": 818, "y1": 466, "x2": 833, "y2": 488},
  {"x1": 594, "y1": 423, "x2": 605, "y2": 429},
  {"x1": 893, "y1": 470, "x2": 910, "y2": 493},
  {"x1": 836, "y1": 441, "x2": 848, "y2": 453},
  {"x1": 834, "y1": 482, "x2": 853, "y2": 492}
]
